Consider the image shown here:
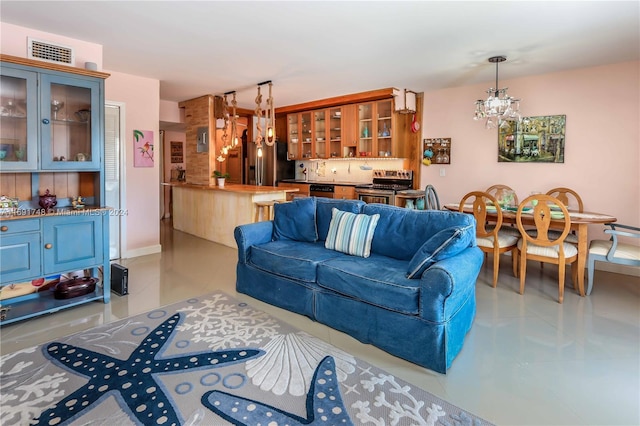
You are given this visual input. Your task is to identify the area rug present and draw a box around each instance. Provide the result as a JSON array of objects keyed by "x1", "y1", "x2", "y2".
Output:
[{"x1": 0, "y1": 292, "x2": 492, "y2": 426}]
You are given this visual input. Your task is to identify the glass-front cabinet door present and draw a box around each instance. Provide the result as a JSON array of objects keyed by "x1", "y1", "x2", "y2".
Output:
[
  {"x1": 328, "y1": 107, "x2": 342, "y2": 158},
  {"x1": 300, "y1": 112, "x2": 312, "y2": 159},
  {"x1": 357, "y1": 103, "x2": 373, "y2": 157},
  {"x1": 40, "y1": 74, "x2": 101, "y2": 170},
  {"x1": 376, "y1": 100, "x2": 393, "y2": 157},
  {"x1": 0, "y1": 68, "x2": 38, "y2": 171},
  {"x1": 287, "y1": 113, "x2": 299, "y2": 160},
  {"x1": 314, "y1": 110, "x2": 327, "y2": 159}
]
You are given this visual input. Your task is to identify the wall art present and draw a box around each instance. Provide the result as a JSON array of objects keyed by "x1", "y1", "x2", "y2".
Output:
[
  {"x1": 498, "y1": 115, "x2": 565, "y2": 163},
  {"x1": 133, "y1": 129, "x2": 154, "y2": 167}
]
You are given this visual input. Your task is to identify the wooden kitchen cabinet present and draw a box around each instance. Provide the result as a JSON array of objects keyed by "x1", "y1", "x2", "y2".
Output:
[
  {"x1": 335, "y1": 185, "x2": 356, "y2": 200},
  {"x1": 278, "y1": 182, "x2": 309, "y2": 201},
  {"x1": 357, "y1": 99, "x2": 393, "y2": 158}
]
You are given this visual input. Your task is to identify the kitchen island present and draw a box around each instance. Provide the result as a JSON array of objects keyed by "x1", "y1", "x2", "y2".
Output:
[{"x1": 165, "y1": 183, "x2": 298, "y2": 248}]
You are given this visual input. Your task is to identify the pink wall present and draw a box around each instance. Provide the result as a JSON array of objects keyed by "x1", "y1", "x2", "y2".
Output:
[
  {"x1": 1, "y1": 22, "x2": 103, "y2": 69},
  {"x1": 421, "y1": 61, "x2": 640, "y2": 242},
  {"x1": 105, "y1": 71, "x2": 160, "y2": 256}
]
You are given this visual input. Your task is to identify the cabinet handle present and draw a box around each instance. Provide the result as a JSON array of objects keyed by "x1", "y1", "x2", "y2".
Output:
[
  {"x1": 42, "y1": 118, "x2": 50, "y2": 125},
  {"x1": 0, "y1": 226, "x2": 7, "y2": 232},
  {"x1": 45, "y1": 243, "x2": 53, "y2": 249}
]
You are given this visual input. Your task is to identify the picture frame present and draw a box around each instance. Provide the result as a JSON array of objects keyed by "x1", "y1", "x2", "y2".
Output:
[
  {"x1": 498, "y1": 115, "x2": 566, "y2": 163},
  {"x1": 170, "y1": 141, "x2": 183, "y2": 164}
]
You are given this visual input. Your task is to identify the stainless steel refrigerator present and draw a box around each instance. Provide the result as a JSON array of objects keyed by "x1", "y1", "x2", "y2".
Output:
[{"x1": 245, "y1": 118, "x2": 294, "y2": 186}]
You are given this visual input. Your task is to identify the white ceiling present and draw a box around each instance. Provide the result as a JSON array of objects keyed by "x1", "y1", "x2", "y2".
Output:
[{"x1": 1, "y1": 1, "x2": 638, "y2": 110}]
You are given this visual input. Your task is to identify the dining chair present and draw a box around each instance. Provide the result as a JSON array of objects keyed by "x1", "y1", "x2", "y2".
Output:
[
  {"x1": 486, "y1": 184, "x2": 519, "y2": 207},
  {"x1": 424, "y1": 184, "x2": 440, "y2": 210},
  {"x1": 545, "y1": 187, "x2": 584, "y2": 244},
  {"x1": 587, "y1": 223, "x2": 640, "y2": 295},
  {"x1": 486, "y1": 184, "x2": 520, "y2": 236},
  {"x1": 515, "y1": 194, "x2": 578, "y2": 303},
  {"x1": 459, "y1": 191, "x2": 519, "y2": 287}
]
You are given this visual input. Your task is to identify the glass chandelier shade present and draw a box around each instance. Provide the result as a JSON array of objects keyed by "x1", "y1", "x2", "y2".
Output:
[{"x1": 473, "y1": 56, "x2": 521, "y2": 129}]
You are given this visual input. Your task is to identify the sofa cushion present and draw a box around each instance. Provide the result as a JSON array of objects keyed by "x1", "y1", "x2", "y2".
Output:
[
  {"x1": 316, "y1": 198, "x2": 365, "y2": 241},
  {"x1": 406, "y1": 224, "x2": 476, "y2": 279},
  {"x1": 362, "y1": 204, "x2": 477, "y2": 260},
  {"x1": 325, "y1": 208, "x2": 380, "y2": 258},
  {"x1": 317, "y1": 254, "x2": 420, "y2": 315},
  {"x1": 250, "y1": 240, "x2": 346, "y2": 283},
  {"x1": 273, "y1": 197, "x2": 318, "y2": 242}
]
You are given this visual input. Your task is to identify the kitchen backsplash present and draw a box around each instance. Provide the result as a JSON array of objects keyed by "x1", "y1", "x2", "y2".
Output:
[{"x1": 294, "y1": 158, "x2": 406, "y2": 183}]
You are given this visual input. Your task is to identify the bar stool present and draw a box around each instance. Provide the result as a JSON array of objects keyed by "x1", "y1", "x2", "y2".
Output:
[{"x1": 254, "y1": 200, "x2": 280, "y2": 222}]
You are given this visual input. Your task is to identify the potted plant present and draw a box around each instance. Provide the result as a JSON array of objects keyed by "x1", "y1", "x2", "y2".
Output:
[{"x1": 213, "y1": 170, "x2": 230, "y2": 187}]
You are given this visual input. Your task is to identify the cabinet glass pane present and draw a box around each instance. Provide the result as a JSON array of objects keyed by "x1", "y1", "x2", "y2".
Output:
[
  {"x1": 49, "y1": 83, "x2": 92, "y2": 163},
  {"x1": 314, "y1": 110, "x2": 326, "y2": 158},
  {"x1": 301, "y1": 112, "x2": 312, "y2": 158},
  {"x1": 377, "y1": 100, "x2": 392, "y2": 156},
  {"x1": 358, "y1": 104, "x2": 373, "y2": 156},
  {"x1": 329, "y1": 108, "x2": 341, "y2": 158},
  {"x1": 0, "y1": 75, "x2": 29, "y2": 163},
  {"x1": 288, "y1": 114, "x2": 299, "y2": 160}
]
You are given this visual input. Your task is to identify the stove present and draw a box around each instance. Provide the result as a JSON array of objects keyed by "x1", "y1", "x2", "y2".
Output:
[{"x1": 355, "y1": 169, "x2": 413, "y2": 205}]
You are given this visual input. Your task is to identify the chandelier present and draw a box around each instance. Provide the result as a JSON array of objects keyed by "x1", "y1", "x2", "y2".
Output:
[{"x1": 473, "y1": 56, "x2": 521, "y2": 129}]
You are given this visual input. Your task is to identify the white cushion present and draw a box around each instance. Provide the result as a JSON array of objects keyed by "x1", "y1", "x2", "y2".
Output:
[
  {"x1": 518, "y1": 239, "x2": 578, "y2": 258},
  {"x1": 589, "y1": 240, "x2": 640, "y2": 261},
  {"x1": 477, "y1": 232, "x2": 519, "y2": 249}
]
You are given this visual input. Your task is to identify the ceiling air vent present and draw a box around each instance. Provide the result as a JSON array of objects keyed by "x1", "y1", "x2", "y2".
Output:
[{"x1": 27, "y1": 37, "x2": 75, "y2": 65}]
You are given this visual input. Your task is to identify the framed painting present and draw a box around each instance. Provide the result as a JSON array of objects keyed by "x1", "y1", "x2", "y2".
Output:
[
  {"x1": 498, "y1": 115, "x2": 566, "y2": 163},
  {"x1": 133, "y1": 130, "x2": 154, "y2": 167}
]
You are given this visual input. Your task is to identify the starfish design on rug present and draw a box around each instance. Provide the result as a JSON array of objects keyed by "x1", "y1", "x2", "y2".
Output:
[
  {"x1": 35, "y1": 313, "x2": 263, "y2": 426},
  {"x1": 202, "y1": 356, "x2": 354, "y2": 425}
]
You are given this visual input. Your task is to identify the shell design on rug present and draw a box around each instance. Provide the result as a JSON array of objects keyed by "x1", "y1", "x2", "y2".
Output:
[{"x1": 245, "y1": 331, "x2": 356, "y2": 396}]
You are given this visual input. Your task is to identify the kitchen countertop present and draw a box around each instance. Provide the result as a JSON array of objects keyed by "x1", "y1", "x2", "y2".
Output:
[{"x1": 163, "y1": 182, "x2": 299, "y2": 194}]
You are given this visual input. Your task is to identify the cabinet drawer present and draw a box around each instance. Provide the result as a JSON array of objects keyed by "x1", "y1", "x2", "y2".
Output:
[
  {"x1": 0, "y1": 218, "x2": 40, "y2": 235},
  {"x1": 0, "y1": 233, "x2": 42, "y2": 283},
  {"x1": 335, "y1": 186, "x2": 356, "y2": 199}
]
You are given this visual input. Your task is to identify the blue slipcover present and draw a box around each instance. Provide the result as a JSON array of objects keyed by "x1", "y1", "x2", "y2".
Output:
[{"x1": 235, "y1": 199, "x2": 483, "y2": 374}]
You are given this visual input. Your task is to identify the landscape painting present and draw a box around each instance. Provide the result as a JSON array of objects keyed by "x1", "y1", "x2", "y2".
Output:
[{"x1": 498, "y1": 115, "x2": 566, "y2": 163}]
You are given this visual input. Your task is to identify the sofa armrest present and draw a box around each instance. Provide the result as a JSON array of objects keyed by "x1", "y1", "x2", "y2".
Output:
[
  {"x1": 418, "y1": 246, "x2": 483, "y2": 322},
  {"x1": 234, "y1": 221, "x2": 274, "y2": 264}
]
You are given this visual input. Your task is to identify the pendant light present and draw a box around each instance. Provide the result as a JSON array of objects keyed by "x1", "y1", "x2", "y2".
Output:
[{"x1": 473, "y1": 56, "x2": 521, "y2": 129}]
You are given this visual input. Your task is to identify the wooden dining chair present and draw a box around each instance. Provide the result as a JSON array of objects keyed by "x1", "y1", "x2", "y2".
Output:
[
  {"x1": 515, "y1": 194, "x2": 578, "y2": 303},
  {"x1": 486, "y1": 184, "x2": 519, "y2": 207},
  {"x1": 459, "y1": 191, "x2": 519, "y2": 287},
  {"x1": 486, "y1": 184, "x2": 520, "y2": 236},
  {"x1": 545, "y1": 187, "x2": 584, "y2": 244}
]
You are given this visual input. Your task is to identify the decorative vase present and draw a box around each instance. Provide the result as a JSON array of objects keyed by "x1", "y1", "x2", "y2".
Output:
[
  {"x1": 405, "y1": 199, "x2": 415, "y2": 209},
  {"x1": 38, "y1": 189, "x2": 57, "y2": 213},
  {"x1": 416, "y1": 198, "x2": 425, "y2": 210},
  {"x1": 217, "y1": 178, "x2": 225, "y2": 188}
]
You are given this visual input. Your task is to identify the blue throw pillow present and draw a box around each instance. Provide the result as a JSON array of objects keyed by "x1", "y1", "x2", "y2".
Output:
[
  {"x1": 325, "y1": 208, "x2": 380, "y2": 258},
  {"x1": 406, "y1": 224, "x2": 475, "y2": 279},
  {"x1": 273, "y1": 197, "x2": 318, "y2": 242}
]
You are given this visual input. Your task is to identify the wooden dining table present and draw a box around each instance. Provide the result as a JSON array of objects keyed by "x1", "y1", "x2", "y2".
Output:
[{"x1": 444, "y1": 203, "x2": 617, "y2": 296}]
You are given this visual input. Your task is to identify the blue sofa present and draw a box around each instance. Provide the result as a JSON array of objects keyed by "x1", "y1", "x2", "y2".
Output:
[{"x1": 234, "y1": 197, "x2": 483, "y2": 373}]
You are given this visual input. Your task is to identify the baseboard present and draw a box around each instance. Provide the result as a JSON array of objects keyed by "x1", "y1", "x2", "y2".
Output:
[
  {"x1": 121, "y1": 244, "x2": 162, "y2": 259},
  {"x1": 594, "y1": 262, "x2": 640, "y2": 277}
]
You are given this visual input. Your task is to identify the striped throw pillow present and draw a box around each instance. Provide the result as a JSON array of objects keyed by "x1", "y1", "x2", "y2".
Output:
[{"x1": 325, "y1": 208, "x2": 380, "y2": 258}]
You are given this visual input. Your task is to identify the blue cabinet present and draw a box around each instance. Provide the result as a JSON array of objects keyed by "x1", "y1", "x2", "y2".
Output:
[
  {"x1": 0, "y1": 219, "x2": 41, "y2": 282},
  {"x1": 0, "y1": 55, "x2": 111, "y2": 325},
  {"x1": 43, "y1": 214, "x2": 103, "y2": 273}
]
